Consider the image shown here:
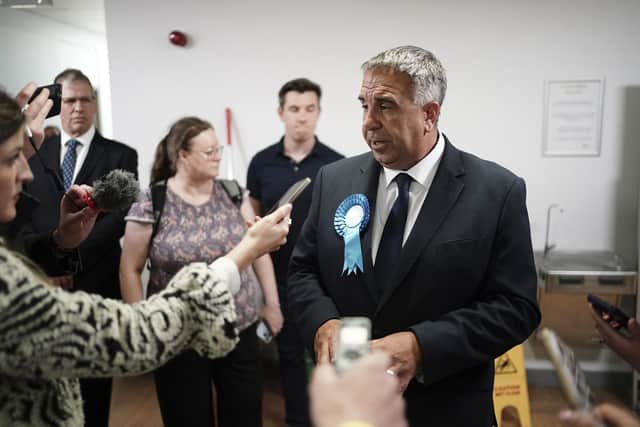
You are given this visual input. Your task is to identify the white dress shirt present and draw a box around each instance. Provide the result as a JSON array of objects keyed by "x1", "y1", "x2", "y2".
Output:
[
  {"x1": 59, "y1": 126, "x2": 95, "y2": 183},
  {"x1": 371, "y1": 132, "x2": 445, "y2": 265}
]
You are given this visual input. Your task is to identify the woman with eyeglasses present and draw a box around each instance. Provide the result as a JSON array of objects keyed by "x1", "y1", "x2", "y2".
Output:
[
  {"x1": 120, "y1": 116, "x2": 283, "y2": 427},
  {"x1": 0, "y1": 86, "x2": 291, "y2": 427}
]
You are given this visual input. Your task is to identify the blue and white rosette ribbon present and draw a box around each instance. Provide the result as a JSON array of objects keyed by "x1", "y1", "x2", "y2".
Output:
[{"x1": 334, "y1": 194, "x2": 370, "y2": 276}]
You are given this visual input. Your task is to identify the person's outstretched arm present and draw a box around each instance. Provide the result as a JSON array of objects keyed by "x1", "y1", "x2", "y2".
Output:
[{"x1": 0, "y1": 205, "x2": 291, "y2": 379}]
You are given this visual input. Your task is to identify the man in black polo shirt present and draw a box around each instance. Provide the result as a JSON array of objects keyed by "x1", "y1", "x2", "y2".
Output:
[{"x1": 247, "y1": 78, "x2": 343, "y2": 427}]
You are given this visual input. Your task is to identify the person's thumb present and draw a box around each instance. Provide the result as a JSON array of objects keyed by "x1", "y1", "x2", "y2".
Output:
[{"x1": 270, "y1": 203, "x2": 292, "y2": 222}]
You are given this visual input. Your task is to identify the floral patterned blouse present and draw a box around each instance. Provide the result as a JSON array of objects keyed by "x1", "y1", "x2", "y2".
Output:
[{"x1": 126, "y1": 180, "x2": 261, "y2": 331}]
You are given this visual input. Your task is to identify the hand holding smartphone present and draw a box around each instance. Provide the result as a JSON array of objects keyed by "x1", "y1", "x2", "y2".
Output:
[
  {"x1": 28, "y1": 83, "x2": 62, "y2": 118},
  {"x1": 266, "y1": 177, "x2": 311, "y2": 215},
  {"x1": 256, "y1": 320, "x2": 273, "y2": 343},
  {"x1": 540, "y1": 328, "x2": 597, "y2": 410},
  {"x1": 587, "y1": 294, "x2": 630, "y2": 330},
  {"x1": 540, "y1": 328, "x2": 607, "y2": 427},
  {"x1": 335, "y1": 317, "x2": 371, "y2": 374}
]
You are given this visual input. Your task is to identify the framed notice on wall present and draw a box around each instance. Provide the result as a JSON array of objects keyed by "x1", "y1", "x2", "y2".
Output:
[{"x1": 542, "y1": 78, "x2": 604, "y2": 156}]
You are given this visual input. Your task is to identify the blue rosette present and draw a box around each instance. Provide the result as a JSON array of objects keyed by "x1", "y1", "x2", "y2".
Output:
[{"x1": 334, "y1": 194, "x2": 370, "y2": 275}]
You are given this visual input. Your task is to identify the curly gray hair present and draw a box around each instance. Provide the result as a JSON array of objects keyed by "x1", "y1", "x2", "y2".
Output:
[{"x1": 362, "y1": 45, "x2": 447, "y2": 106}]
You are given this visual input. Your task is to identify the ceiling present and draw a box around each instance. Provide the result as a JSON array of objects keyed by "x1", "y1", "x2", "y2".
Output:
[{"x1": 22, "y1": 0, "x2": 105, "y2": 34}]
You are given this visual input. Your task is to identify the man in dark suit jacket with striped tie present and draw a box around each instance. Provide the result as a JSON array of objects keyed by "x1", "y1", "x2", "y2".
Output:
[
  {"x1": 22, "y1": 68, "x2": 138, "y2": 427},
  {"x1": 288, "y1": 46, "x2": 540, "y2": 427}
]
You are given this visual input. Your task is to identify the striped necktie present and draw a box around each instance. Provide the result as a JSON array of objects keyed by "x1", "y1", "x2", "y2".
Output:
[{"x1": 62, "y1": 139, "x2": 79, "y2": 191}]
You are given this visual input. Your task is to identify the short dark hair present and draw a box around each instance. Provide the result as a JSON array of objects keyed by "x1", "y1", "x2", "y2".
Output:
[
  {"x1": 54, "y1": 68, "x2": 95, "y2": 96},
  {"x1": 278, "y1": 78, "x2": 321, "y2": 108}
]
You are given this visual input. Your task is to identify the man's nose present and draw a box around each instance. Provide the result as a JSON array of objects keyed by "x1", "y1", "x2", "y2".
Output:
[{"x1": 363, "y1": 109, "x2": 380, "y2": 131}]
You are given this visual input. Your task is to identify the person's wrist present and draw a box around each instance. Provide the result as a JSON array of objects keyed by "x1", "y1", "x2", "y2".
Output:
[
  {"x1": 227, "y1": 240, "x2": 255, "y2": 271},
  {"x1": 51, "y1": 229, "x2": 74, "y2": 252}
]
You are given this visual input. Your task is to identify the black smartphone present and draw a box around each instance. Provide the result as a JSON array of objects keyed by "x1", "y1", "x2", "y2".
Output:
[
  {"x1": 266, "y1": 177, "x2": 311, "y2": 214},
  {"x1": 587, "y1": 293, "x2": 631, "y2": 328},
  {"x1": 28, "y1": 83, "x2": 62, "y2": 118}
]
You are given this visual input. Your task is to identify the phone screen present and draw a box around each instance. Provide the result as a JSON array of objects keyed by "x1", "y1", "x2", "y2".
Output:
[
  {"x1": 266, "y1": 177, "x2": 311, "y2": 214},
  {"x1": 256, "y1": 320, "x2": 273, "y2": 343},
  {"x1": 28, "y1": 83, "x2": 62, "y2": 118},
  {"x1": 335, "y1": 317, "x2": 371, "y2": 374}
]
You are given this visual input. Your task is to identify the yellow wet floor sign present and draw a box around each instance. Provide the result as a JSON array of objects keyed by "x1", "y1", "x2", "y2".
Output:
[{"x1": 493, "y1": 344, "x2": 532, "y2": 427}]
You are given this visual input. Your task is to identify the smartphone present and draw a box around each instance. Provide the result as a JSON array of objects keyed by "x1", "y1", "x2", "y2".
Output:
[
  {"x1": 335, "y1": 317, "x2": 371, "y2": 374},
  {"x1": 28, "y1": 83, "x2": 62, "y2": 118},
  {"x1": 266, "y1": 177, "x2": 311, "y2": 214},
  {"x1": 256, "y1": 320, "x2": 273, "y2": 343},
  {"x1": 587, "y1": 293, "x2": 630, "y2": 328},
  {"x1": 539, "y1": 327, "x2": 597, "y2": 410}
]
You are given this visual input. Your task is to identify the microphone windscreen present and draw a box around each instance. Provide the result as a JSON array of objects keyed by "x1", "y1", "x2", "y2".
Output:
[{"x1": 91, "y1": 169, "x2": 140, "y2": 211}]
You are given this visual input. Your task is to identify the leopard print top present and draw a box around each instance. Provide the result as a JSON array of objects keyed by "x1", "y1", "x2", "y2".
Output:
[{"x1": 0, "y1": 244, "x2": 239, "y2": 426}]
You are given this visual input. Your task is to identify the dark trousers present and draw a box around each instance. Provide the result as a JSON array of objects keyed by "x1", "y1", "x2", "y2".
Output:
[
  {"x1": 277, "y1": 290, "x2": 311, "y2": 427},
  {"x1": 154, "y1": 323, "x2": 262, "y2": 427},
  {"x1": 80, "y1": 377, "x2": 112, "y2": 427}
]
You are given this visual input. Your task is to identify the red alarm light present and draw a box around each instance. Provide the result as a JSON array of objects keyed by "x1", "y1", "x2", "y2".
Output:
[{"x1": 168, "y1": 30, "x2": 188, "y2": 47}]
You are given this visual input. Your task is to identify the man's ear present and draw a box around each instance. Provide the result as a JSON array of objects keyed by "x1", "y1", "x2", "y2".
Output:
[
  {"x1": 277, "y1": 106, "x2": 284, "y2": 121},
  {"x1": 422, "y1": 102, "x2": 440, "y2": 133}
]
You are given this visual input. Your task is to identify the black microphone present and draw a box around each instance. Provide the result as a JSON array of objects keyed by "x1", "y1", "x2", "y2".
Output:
[{"x1": 83, "y1": 169, "x2": 140, "y2": 212}]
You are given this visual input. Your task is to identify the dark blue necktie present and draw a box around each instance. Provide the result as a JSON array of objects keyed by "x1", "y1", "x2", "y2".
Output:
[
  {"x1": 375, "y1": 173, "x2": 412, "y2": 293},
  {"x1": 62, "y1": 139, "x2": 78, "y2": 191}
]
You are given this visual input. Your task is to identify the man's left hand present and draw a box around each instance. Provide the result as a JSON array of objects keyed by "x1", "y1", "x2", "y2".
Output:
[
  {"x1": 15, "y1": 82, "x2": 53, "y2": 159},
  {"x1": 370, "y1": 331, "x2": 422, "y2": 392}
]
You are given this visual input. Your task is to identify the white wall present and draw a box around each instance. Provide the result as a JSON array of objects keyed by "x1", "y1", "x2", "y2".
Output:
[
  {"x1": 0, "y1": 9, "x2": 112, "y2": 137},
  {"x1": 106, "y1": 0, "x2": 640, "y2": 260}
]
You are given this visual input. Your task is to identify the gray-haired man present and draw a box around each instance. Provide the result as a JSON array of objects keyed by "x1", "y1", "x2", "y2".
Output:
[{"x1": 288, "y1": 46, "x2": 540, "y2": 426}]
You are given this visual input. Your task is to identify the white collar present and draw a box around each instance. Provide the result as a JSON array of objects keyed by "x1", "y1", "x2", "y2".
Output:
[
  {"x1": 61, "y1": 126, "x2": 95, "y2": 147},
  {"x1": 381, "y1": 132, "x2": 445, "y2": 189}
]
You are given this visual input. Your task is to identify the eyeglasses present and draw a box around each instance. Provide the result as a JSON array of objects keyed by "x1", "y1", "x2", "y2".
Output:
[{"x1": 195, "y1": 146, "x2": 224, "y2": 158}]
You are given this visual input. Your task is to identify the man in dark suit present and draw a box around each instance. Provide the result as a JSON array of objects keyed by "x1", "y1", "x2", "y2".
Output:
[
  {"x1": 288, "y1": 46, "x2": 540, "y2": 427},
  {"x1": 22, "y1": 69, "x2": 138, "y2": 426}
]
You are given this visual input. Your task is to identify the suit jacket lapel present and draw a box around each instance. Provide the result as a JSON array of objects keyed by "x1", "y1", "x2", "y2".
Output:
[
  {"x1": 42, "y1": 135, "x2": 62, "y2": 175},
  {"x1": 351, "y1": 154, "x2": 381, "y2": 302},
  {"x1": 74, "y1": 133, "x2": 105, "y2": 185},
  {"x1": 377, "y1": 138, "x2": 466, "y2": 310},
  {"x1": 39, "y1": 135, "x2": 64, "y2": 193}
]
